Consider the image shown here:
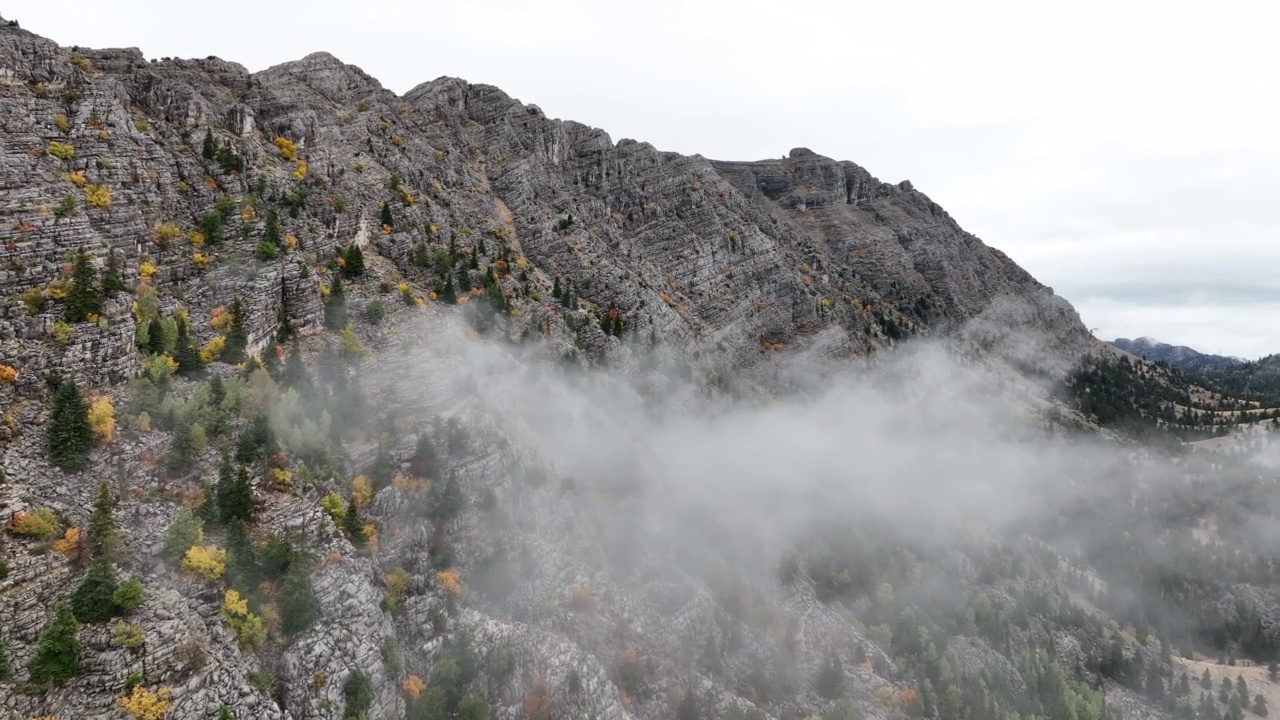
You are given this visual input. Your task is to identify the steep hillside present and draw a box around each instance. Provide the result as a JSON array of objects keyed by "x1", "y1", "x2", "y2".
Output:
[{"x1": 5, "y1": 17, "x2": 1277, "y2": 720}]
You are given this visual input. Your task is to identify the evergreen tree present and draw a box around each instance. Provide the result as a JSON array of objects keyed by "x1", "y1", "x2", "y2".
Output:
[
  {"x1": 166, "y1": 421, "x2": 198, "y2": 478},
  {"x1": 222, "y1": 298, "x2": 248, "y2": 364},
  {"x1": 47, "y1": 378, "x2": 93, "y2": 471},
  {"x1": 920, "y1": 678, "x2": 937, "y2": 718},
  {"x1": 1203, "y1": 668, "x2": 1214, "y2": 689},
  {"x1": 1269, "y1": 660, "x2": 1278, "y2": 681},
  {"x1": 551, "y1": 276, "x2": 562, "y2": 300},
  {"x1": 428, "y1": 474, "x2": 464, "y2": 522},
  {"x1": 325, "y1": 275, "x2": 347, "y2": 330},
  {"x1": 217, "y1": 461, "x2": 254, "y2": 525},
  {"x1": 224, "y1": 518, "x2": 257, "y2": 593},
  {"x1": 202, "y1": 129, "x2": 217, "y2": 160},
  {"x1": 218, "y1": 705, "x2": 236, "y2": 720},
  {"x1": 28, "y1": 603, "x2": 81, "y2": 687},
  {"x1": 64, "y1": 250, "x2": 103, "y2": 323},
  {"x1": 146, "y1": 316, "x2": 165, "y2": 355},
  {"x1": 409, "y1": 433, "x2": 441, "y2": 479},
  {"x1": 70, "y1": 554, "x2": 118, "y2": 623},
  {"x1": 379, "y1": 202, "x2": 394, "y2": 230},
  {"x1": 676, "y1": 689, "x2": 699, "y2": 720},
  {"x1": 0, "y1": 633, "x2": 9, "y2": 681},
  {"x1": 280, "y1": 559, "x2": 319, "y2": 635},
  {"x1": 342, "y1": 244, "x2": 365, "y2": 278},
  {"x1": 163, "y1": 508, "x2": 204, "y2": 563},
  {"x1": 173, "y1": 316, "x2": 204, "y2": 376},
  {"x1": 816, "y1": 652, "x2": 845, "y2": 700},
  {"x1": 263, "y1": 209, "x2": 283, "y2": 248},
  {"x1": 281, "y1": 341, "x2": 311, "y2": 394},
  {"x1": 276, "y1": 306, "x2": 295, "y2": 343},
  {"x1": 102, "y1": 250, "x2": 126, "y2": 297},
  {"x1": 86, "y1": 481, "x2": 118, "y2": 560},
  {"x1": 1256, "y1": 694, "x2": 1269, "y2": 717},
  {"x1": 440, "y1": 272, "x2": 457, "y2": 304},
  {"x1": 343, "y1": 501, "x2": 365, "y2": 548}
]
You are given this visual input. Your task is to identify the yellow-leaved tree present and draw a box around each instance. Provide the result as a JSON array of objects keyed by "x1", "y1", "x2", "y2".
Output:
[
  {"x1": 117, "y1": 685, "x2": 172, "y2": 720},
  {"x1": 88, "y1": 396, "x2": 115, "y2": 443}
]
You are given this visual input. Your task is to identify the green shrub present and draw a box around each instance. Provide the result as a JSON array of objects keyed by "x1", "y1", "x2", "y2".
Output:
[
  {"x1": 113, "y1": 621, "x2": 144, "y2": 650},
  {"x1": 113, "y1": 578, "x2": 146, "y2": 613},
  {"x1": 364, "y1": 299, "x2": 386, "y2": 324},
  {"x1": 342, "y1": 671, "x2": 373, "y2": 720}
]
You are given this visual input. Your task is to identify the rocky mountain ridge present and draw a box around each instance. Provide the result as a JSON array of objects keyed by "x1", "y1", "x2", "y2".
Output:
[{"x1": 0, "y1": 16, "x2": 1175, "y2": 720}]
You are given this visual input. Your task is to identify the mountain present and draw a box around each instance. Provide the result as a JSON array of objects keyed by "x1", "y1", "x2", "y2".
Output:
[
  {"x1": 1112, "y1": 338, "x2": 1280, "y2": 405},
  {"x1": 1110, "y1": 337, "x2": 1244, "y2": 373},
  {"x1": 2, "y1": 17, "x2": 1279, "y2": 720}
]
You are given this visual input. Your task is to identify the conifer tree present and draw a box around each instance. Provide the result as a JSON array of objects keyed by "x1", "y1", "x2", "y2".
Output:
[
  {"x1": 0, "y1": 633, "x2": 10, "y2": 681},
  {"x1": 281, "y1": 340, "x2": 311, "y2": 393},
  {"x1": 276, "y1": 306, "x2": 295, "y2": 343},
  {"x1": 86, "y1": 481, "x2": 118, "y2": 560},
  {"x1": 102, "y1": 250, "x2": 126, "y2": 297},
  {"x1": 816, "y1": 652, "x2": 844, "y2": 700},
  {"x1": 146, "y1": 316, "x2": 165, "y2": 355},
  {"x1": 217, "y1": 459, "x2": 254, "y2": 525},
  {"x1": 440, "y1": 272, "x2": 457, "y2": 304},
  {"x1": 552, "y1": 276, "x2": 561, "y2": 300},
  {"x1": 47, "y1": 378, "x2": 93, "y2": 471},
  {"x1": 64, "y1": 250, "x2": 103, "y2": 323},
  {"x1": 263, "y1": 209, "x2": 283, "y2": 248},
  {"x1": 202, "y1": 129, "x2": 217, "y2": 160},
  {"x1": 343, "y1": 500, "x2": 365, "y2": 548},
  {"x1": 379, "y1": 202, "x2": 394, "y2": 230},
  {"x1": 342, "y1": 244, "x2": 365, "y2": 278},
  {"x1": 70, "y1": 554, "x2": 118, "y2": 623},
  {"x1": 280, "y1": 559, "x2": 319, "y2": 635},
  {"x1": 173, "y1": 316, "x2": 204, "y2": 376},
  {"x1": 166, "y1": 421, "x2": 198, "y2": 478},
  {"x1": 28, "y1": 602, "x2": 81, "y2": 687},
  {"x1": 222, "y1": 298, "x2": 248, "y2": 364},
  {"x1": 325, "y1": 276, "x2": 347, "y2": 330},
  {"x1": 224, "y1": 518, "x2": 257, "y2": 593}
]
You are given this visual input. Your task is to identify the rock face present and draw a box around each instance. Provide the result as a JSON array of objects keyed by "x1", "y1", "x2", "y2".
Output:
[
  {"x1": 0, "y1": 16, "x2": 1117, "y2": 720},
  {"x1": 0, "y1": 18, "x2": 1089, "y2": 397}
]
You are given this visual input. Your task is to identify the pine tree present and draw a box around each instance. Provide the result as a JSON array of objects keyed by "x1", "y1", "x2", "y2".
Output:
[
  {"x1": 164, "y1": 508, "x2": 204, "y2": 563},
  {"x1": 342, "y1": 245, "x2": 365, "y2": 278},
  {"x1": 0, "y1": 633, "x2": 10, "y2": 681},
  {"x1": 224, "y1": 518, "x2": 257, "y2": 593},
  {"x1": 280, "y1": 559, "x2": 319, "y2": 635},
  {"x1": 202, "y1": 129, "x2": 217, "y2": 160},
  {"x1": 146, "y1": 316, "x2": 165, "y2": 355},
  {"x1": 64, "y1": 250, "x2": 103, "y2": 323},
  {"x1": 1256, "y1": 694, "x2": 1269, "y2": 717},
  {"x1": 816, "y1": 652, "x2": 844, "y2": 700},
  {"x1": 281, "y1": 340, "x2": 311, "y2": 393},
  {"x1": 166, "y1": 422, "x2": 198, "y2": 478},
  {"x1": 263, "y1": 209, "x2": 282, "y2": 248},
  {"x1": 379, "y1": 202, "x2": 394, "y2": 230},
  {"x1": 325, "y1": 276, "x2": 347, "y2": 330},
  {"x1": 173, "y1": 316, "x2": 204, "y2": 376},
  {"x1": 86, "y1": 481, "x2": 118, "y2": 560},
  {"x1": 440, "y1": 272, "x2": 457, "y2": 304},
  {"x1": 28, "y1": 603, "x2": 81, "y2": 687},
  {"x1": 47, "y1": 378, "x2": 93, "y2": 471},
  {"x1": 217, "y1": 460, "x2": 254, "y2": 525},
  {"x1": 428, "y1": 474, "x2": 464, "y2": 522},
  {"x1": 102, "y1": 250, "x2": 126, "y2": 297},
  {"x1": 1269, "y1": 660, "x2": 1278, "y2": 681},
  {"x1": 1203, "y1": 668, "x2": 1214, "y2": 689},
  {"x1": 222, "y1": 298, "x2": 248, "y2": 364},
  {"x1": 552, "y1": 276, "x2": 562, "y2": 299},
  {"x1": 343, "y1": 501, "x2": 365, "y2": 548},
  {"x1": 275, "y1": 306, "x2": 295, "y2": 344},
  {"x1": 676, "y1": 689, "x2": 699, "y2": 720},
  {"x1": 70, "y1": 554, "x2": 118, "y2": 622}
]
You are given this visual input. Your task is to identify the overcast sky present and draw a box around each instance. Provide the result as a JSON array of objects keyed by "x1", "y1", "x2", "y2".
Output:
[{"x1": 11, "y1": 0, "x2": 1279, "y2": 357}]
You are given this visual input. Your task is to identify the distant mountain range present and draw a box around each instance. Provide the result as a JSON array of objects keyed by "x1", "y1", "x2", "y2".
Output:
[
  {"x1": 1112, "y1": 337, "x2": 1280, "y2": 403},
  {"x1": 1110, "y1": 337, "x2": 1245, "y2": 373}
]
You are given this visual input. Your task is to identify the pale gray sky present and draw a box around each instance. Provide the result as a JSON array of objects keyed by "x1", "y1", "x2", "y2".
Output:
[{"x1": 12, "y1": 0, "x2": 1280, "y2": 357}]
